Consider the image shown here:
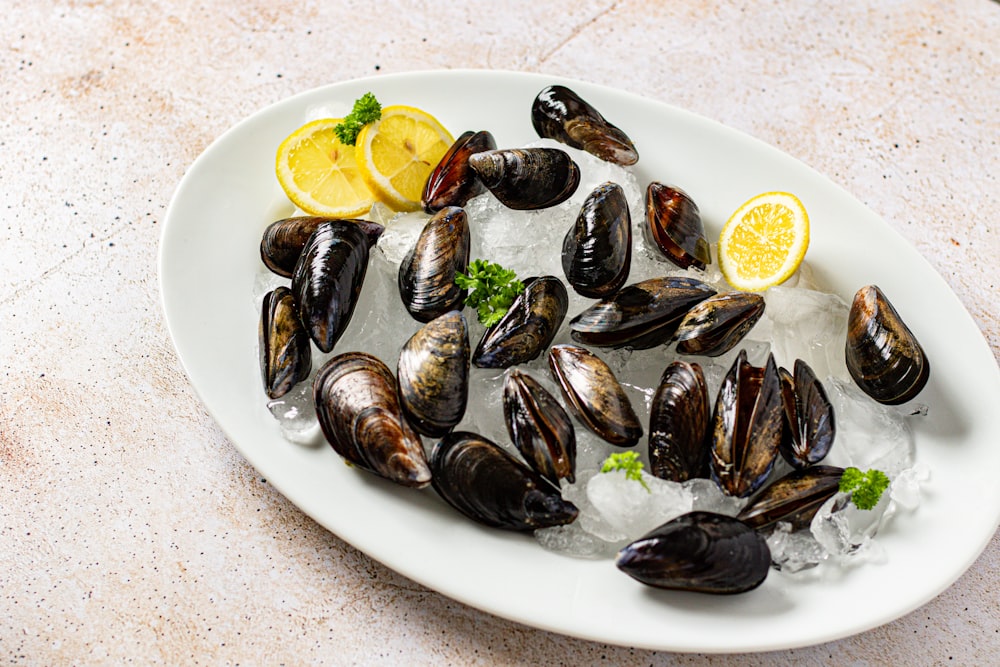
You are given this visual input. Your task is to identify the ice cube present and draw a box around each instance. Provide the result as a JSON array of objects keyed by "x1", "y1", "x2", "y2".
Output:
[
  {"x1": 889, "y1": 462, "x2": 931, "y2": 510},
  {"x1": 586, "y1": 471, "x2": 693, "y2": 543},
  {"x1": 764, "y1": 286, "x2": 850, "y2": 381},
  {"x1": 684, "y1": 477, "x2": 746, "y2": 516},
  {"x1": 767, "y1": 522, "x2": 827, "y2": 573},
  {"x1": 811, "y1": 493, "x2": 890, "y2": 563},
  {"x1": 823, "y1": 378, "x2": 915, "y2": 476}
]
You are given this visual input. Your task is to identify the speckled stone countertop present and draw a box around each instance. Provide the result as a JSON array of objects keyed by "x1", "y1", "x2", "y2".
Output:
[{"x1": 2, "y1": 1, "x2": 998, "y2": 664}]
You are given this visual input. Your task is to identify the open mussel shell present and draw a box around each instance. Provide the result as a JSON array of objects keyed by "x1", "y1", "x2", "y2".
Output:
[
  {"x1": 569, "y1": 276, "x2": 717, "y2": 349},
  {"x1": 314, "y1": 352, "x2": 431, "y2": 488},
  {"x1": 531, "y1": 85, "x2": 638, "y2": 166},
  {"x1": 398, "y1": 206, "x2": 471, "y2": 322},
  {"x1": 615, "y1": 511, "x2": 770, "y2": 594},
  {"x1": 397, "y1": 311, "x2": 471, "y2": 438},
  {"x1": 421, "y1": 130, "x2": 497, "y2": 213},
  {"x1": 258, "y1": 286, "x2": 312, "y2": 399},
  {"x1": 473, "y1": 276, "x2": 568, "y2": 369},
  {"x1": 674, "y1": 292, "x2": 765, "y2": 357},
  {"x1": 737, "y1": 465, "x2": 844, "y2": 531},
  {"x1": 845, "y1": 285, "x2": 930, "y2": 405},
  {"x1": 292, "y1": 220, "x2": 371, "y2": 353},
  {"x1": 548, "y1": 344, "x2": 642, "y2": 447},
  {"x1": 643, "y1": 183, "x2": 710, "y2": 270},
  {"x1": 648, "y1": 361, "x2": 710, "y2": 483},
  {"x1": 468, "y1": 147, "x2": 580, "y2": 210},
  {"x1": 261, "y1": 216, "x2": 383, "y2": 278},
  {"x1": 503, "y1": 370, "x2": 577, "y2": 485},
  {"x1": 562, "y1": 181, "x2": 632, "y2": 299},
  {"x1": 710, "y1": 350, "x2": 784, "y2": 498},
  {"x1": 430, "y1": 431, "x2": 579, "y2": 531},
  {"x1": 779, "y1": 359, "x2": 835, "y2": 469}
]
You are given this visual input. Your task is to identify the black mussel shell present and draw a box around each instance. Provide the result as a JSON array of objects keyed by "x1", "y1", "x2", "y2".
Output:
[
  {"x1": 548, "y1": 344, "x2": 642, "y2": 447},
  {"x1": 421, "y1": 130, "x2": 497, "y2": 213},
  {"x1": 845, "y1": 285, "x2": 930, "y2": 405},
  {"x1": 397, "y1": 311, "x2": 471, "y2": 438},
  {"x1": 430, "y1": 431, "x2": 578, "y2": 531},
  {"x1": 674, "y1": 292, "x2": 765, "y2": 357},
  {"x1": 531, "y1": 85, "x2": 638, "y2": 166},
  {"x1": 292, "y1": 220, "x2": 371, "y2": 353},
  {"x1": 644, "y1": 183, "x2": 710, "y2": 270},
  {"x1": 737, "y1": 465, "x2": 844, "y2": 530},
  {"x1": 468, "y1": 148, "x2": 580, "y2": 210},
  {"x1": 562, "y1": 181, "x2": 631, "y2": 299},
  {"x1": 314, "y1": 352, "x2": 431, "y2": 488},
  {"x1": 616, "y1": 511, "x2": 770, "y2": 594},
  {"x1": 398, "y1": 207, "x2": 471, "y2": 322},
  {"x1": 261, "y1": 216, "x2": 383, "y2": 278},
  {"x1": 710, "y1": 351, "x2": 783, "y2": 498},
  {"x1": 779, "y1": 359, "x2": 835, "y2": 469},
  {"x1": 473, "y1": 276, "x2": 568, "y2": 369},
  {"x1": 648, "y1": 361, "x2": 710, "y2": 482},
  {"x1": 569, "y1": 276, "x2": 717, "y2": 349},
  {"x1": 503, "y1": 370, "x2": 577, "y2": 485},
  {"x1": 258, "y1": 286, "x2": 312, "y2": 399}
]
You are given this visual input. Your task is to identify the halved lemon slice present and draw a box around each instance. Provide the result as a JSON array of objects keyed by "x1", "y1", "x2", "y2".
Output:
[
  {"x1": 275, "y1": 118, "x2": 376, "y2": 217},
  {"x1": 356, "y1": 105, "x2": 454, "y2": 212},
  {"x1": 718, "y1": 191, "x2": 810, "y2": 291}
]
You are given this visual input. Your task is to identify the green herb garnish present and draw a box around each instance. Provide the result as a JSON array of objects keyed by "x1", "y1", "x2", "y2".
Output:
[
  {"x1": 839, "y1": 467, "x2": 890, "y2": 511},
  {"x1": 455, "y1": 259, "x2": 525, "y2": 327},
  {"x1": 333, "y1": 92, "x2": 382, "y2": 145},
  {"x1": 600, "y1": 451, "x2": 649, "y2": 492}
]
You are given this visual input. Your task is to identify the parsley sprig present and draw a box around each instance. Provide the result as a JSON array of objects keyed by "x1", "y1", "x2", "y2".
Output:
[
  {"x1": 333, "y1": 92, "x2": 382, "y2": 145},
  {"x1": 839, "y1": 467, "x2": 890, "y2": 511},
  {"x1": 455, "y1": 259, "x2": 525, "y2": 327},
  {"x1": 600, "y1": 451, "x2": 649, "y2": 492}
]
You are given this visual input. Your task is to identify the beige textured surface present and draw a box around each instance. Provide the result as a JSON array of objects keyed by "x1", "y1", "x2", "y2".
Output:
[{"x1": 2, "y1": 0, "x2": 999, "y2": 663}]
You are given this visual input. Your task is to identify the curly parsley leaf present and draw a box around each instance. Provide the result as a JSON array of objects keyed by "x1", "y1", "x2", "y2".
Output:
[
  {"x1": 600, "y1": 451, "x2": 650, "y2": 492},
  {"x1": 839, "y1": 467, "x2": 890, "y2": 511},
  {"x1": 455, "y1": 259, "x2": 525, "y2": 327},
  {"x1": 333, "y1": 92, "x2": 382, "y2": 145}
]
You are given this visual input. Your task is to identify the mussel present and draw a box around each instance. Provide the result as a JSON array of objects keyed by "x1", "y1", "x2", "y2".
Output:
[
  {"x1": 292, "y1": 220, "x2": 371, "y2": 353},
  {"x1": 562, "y1": 181, "x2": 632, "y2": 299},
  {"x1": 531, "y1": 85, "x2": 638, "y2": 166},
  {"x1": 643, "y1": 183, "x2": 710, "y2": 270},
  {"x1": 430, "y1": 431, "x2": 579, "y2": 531},
  {"x1": 472, "y1": 276, "x2": 568, "y2": 369},
  {"x1": 615, "y1": 511, "x2": 771, "y2": 594},
  {"x1": 737, "y1": 465, "x2": 844, "y2": 530},
  {"x1": 673, "y1": 292, "x2": 765, "y2": 357},
  {"x1": 468, "y1": 148, "x2": 580, "y2": 210},
  {"x1": 648, "y1": 361, "x2": 710, "y2": 482},
  {"x1": 397, "y1": 311, "x2": 471, "y2": 438},
  {"x1": 398, "y1": 206, "x2": 471, "y2": 322},
  {"x1": 503, "y1": 370, "x2": 577, "y2": 485},
  {"x1": 779, "y1": 359, "x2": 835, "y2": 469},
  {"x1": 548, "y1": 344, "x2": 642, "y2": 447},
  {"x1": 258, "y1": 286, "x2": 312, "y2": 399},
  {"x1": 261, "y1": 217, "x2": 383, "y2": 278},
  {"x1": 421, "y1": 130, "x2": 497, "y2": 213},
  {"x1": 845, "y1": 285, "x2": 929, "y2": 405},
  {"x1": 313, "y1": 352, "x2": 431, "y2": 488}
]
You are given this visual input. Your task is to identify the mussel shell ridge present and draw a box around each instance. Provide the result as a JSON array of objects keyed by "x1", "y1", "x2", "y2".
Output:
[
  {"x1": 503, "y1": 370, "x2": 577, "y2": 484},
  {"x1": 531, "y1": 85, "x2": 638, "y2": 166},
  {"x1": 562, "y1": 181, "x2": 632, "y2": 299},
  {"x1": 261, "y1": 216, "x2": 383, "y2": 278},
  {"x1": 779, "y1": 359, "x2": 835, "y2": 469},
  {"x1": 674, "y1": 292, "x2": 765, "y2": 357},
  {"x1": 259, "y1": 286, "x2": 312, "y2": 399},
  {"x1": 737, "y1": 465, "x2": 844, "y2": 530},
  {"x1": 398, "y1": 207, "x2": 471, "y2": 322},
  {"x1": 643, "y1": 183, "x2": 710, "y2": 270},
  {"x1": 421, "y1": 130, "x2": 497, "y2": 212},
  {"x1": 648, "y1": 361, "x2": 710, "y2": 482},
  {"x1": 468, "y1": 148, "x2": 580, "y2": 210},
  {"x1": 473, "y1": 276, "x2": 568, "y2": 368}
]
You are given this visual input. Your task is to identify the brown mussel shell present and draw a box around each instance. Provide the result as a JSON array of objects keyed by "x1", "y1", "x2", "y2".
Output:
[
  {"x1": 737, "y1": 465, "x2": 844, "y2": 530},
  {"x1": 468, "y1": 148, "x2": 580, "y2": 210},
  {"x1": 674, "y1": 292, "x2": 765, "y2": 357},
  {"x1": 429, "y1": 431, "x2": 579, "y2": 531},
  {"x1": 261, "y1": 216, "x2": 383, "y2": 278},
  {"x1": 472, "y1": 276, "x2": 568, "y2": 369},
  {"x1": 503, "y1": 370, "x2": 577, "y2": 485},
  {"x1": 292, "y1": 220, "x2": 371, "y2": 353},
  {"x1": 531, "y1": 85, "x2": 638, "y2": 166},
  {"x1": 314, "y1": 352, "x2": 431, "y2": 488},
  {"x1": 644, "y1": 183, "x2": 710, "y2": 270},
  {"x1": 615, "y1": 511, "x2": 771, "y2": 594},
  {"x1": 710, "y1": 350, "x2": 784, "y2": 498},
  {"x1": 548, "y1": 344, "x2": 642, "y2": 447},
  {"x1": 845, "y1": 285, "x2": 930, "y2": 405},
  {"x1": 258, "y1": 286, "x2": 312, "y2": 399},
  {"x1": 561, "y1": 181, "x2": 632, "y2": 299},
  {"x1": 398, "y1": 206, "x2": 471, "y2": 322},
  {"x1": 569, "y1": 276, "x2": 717, "y2": 349},
  {"x1": 422, "y1": 130, "x2": 497, "y2": 213},
  {"x1": 397, "y1": 311, "x2": 471, "y2": 438},
  {"x1": 648, "y1": 361, "x2": 710, "y2": 483},
  {"x1": 779, "y1": 359, "x2": 835, "y2": 469}
]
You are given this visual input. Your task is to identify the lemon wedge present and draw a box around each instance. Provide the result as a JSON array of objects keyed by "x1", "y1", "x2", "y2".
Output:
[
  {"x1": 356, "y1": 105, "x2": 454, "y2": 212},
  {"x1": 718, "y1": 191, "x2": 810, "y2": 291},
  {"x1": 275, "y1": 118, "x2": 376, "y2": 217}
]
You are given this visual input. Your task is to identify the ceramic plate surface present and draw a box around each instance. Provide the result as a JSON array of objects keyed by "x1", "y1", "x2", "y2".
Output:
[{"x1": 160, "y1": 70, "x2": 1000, "y2": 652}]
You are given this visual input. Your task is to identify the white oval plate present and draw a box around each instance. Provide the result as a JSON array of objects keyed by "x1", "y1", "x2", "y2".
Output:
[{"x1": 160, "y1": 70, "x2": 1000, "y2": 652}]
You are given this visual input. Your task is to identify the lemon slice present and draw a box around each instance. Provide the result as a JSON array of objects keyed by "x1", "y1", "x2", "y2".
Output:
[
  {"x1": 718, "y1": 191, "x2": 810, "y2": 291},
  {"x1": 275, "y1": 118, "x2": 376, "y2": 217},
  {"x1": 356, "y1": 105, "x2": 454, "y2": 212}
]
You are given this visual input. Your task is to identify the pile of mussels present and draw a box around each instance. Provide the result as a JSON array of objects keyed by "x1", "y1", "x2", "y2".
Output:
[{"x1": 257, "y1": 86, "x2": 931, "y2": 595}]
